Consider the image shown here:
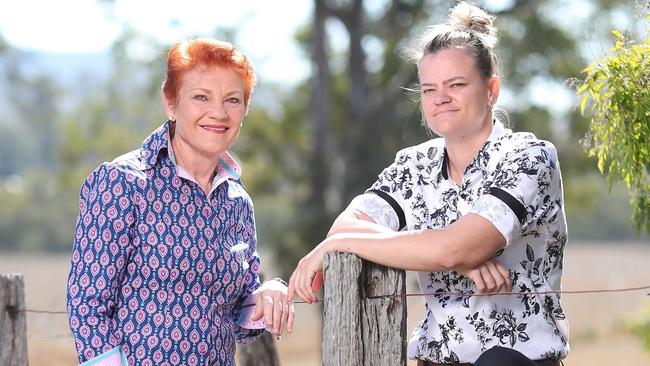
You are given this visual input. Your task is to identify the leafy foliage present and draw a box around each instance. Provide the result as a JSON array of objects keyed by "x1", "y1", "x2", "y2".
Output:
[
  {"x1": 576, "y1": 4, "x2": 650, "y2": 348},
  {"x1": 0, "y1": 32, "x2": 167, "y2": 252},
  {"x1": 577, "y1": 26, "x2": 650, "y2": 234},
  {"x1": 0, "y1": 0, "x2": 646, "y2": 259},
  {"x1": 627, "y1": 302, "x2": 650, "y2": 352}
]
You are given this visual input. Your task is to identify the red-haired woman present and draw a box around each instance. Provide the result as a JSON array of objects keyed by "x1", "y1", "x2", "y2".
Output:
[{"x1": 67, "y1": 38, "x2": 293, "y2": 366}]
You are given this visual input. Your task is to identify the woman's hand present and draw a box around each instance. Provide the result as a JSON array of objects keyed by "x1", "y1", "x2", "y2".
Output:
[
  {"x1": 287, "y1": 241, "x2": 331, "y2": 304},
  {"x1": 457, "y1": 258, "x2": 512, "y2": 294},
  {"x1": 250, "y1": 279, "x2": 295, "y2": 337}
]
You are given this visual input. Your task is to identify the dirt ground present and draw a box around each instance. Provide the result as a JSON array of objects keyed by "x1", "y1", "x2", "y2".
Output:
[{"x1": 1, "y1": 241, "x2": 649, "y2": 365}]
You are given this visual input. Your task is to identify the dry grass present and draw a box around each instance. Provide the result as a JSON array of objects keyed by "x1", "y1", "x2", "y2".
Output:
[{"x1": 1, "y1": 241, "x2": 649, "y2": 365}]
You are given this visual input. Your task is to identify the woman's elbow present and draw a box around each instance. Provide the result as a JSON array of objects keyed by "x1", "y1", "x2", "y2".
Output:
[
  {"x1": 417, "y1": 240, "x2": 463, "y2": 271},
  {"x1": 326, "y1": 216, "x2": 352, "y2": 237},
  {"x1": 326, "y1": 209, "x2": 370, "y2": 237},
  {"x1": 425, "y1": 239, "x2": 483, "y2": 271},
  {"x1": 436, "y1": 248, "x2": 466, "y2": 271}
]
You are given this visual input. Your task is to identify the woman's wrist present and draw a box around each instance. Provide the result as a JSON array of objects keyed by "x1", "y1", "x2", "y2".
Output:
[{"x1": 323, "y1": 234, "x2": 349, "y2": 254}]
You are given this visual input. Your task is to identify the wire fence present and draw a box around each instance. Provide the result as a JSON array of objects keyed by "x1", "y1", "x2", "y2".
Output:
[{"x1": 17, "y1": 283, "x2": 650, "y2": 341}]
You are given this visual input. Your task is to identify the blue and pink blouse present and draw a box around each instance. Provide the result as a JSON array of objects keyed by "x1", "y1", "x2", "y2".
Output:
[{"x1": 67, "y1": 121, "x2": 263, "y2": 365}]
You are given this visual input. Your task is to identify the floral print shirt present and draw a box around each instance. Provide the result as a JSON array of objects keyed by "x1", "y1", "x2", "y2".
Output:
[
  {"x1": 67, "y1": 121, "x2": 263, "y2": 365},
  {"x1": 348, "y1": 121, "x2": 569, "y2": 363}
]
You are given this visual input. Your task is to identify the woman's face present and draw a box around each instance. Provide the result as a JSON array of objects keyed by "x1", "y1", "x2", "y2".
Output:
[
  {"x1": 418, "y1": 48, "x2": 499, "y2": 141},
  {"x1": 164, "y1": 65, "x2": 246, "y2": 160}
]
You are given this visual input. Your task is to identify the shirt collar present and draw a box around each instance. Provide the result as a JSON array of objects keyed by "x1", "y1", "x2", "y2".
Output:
[
  {"x1": 487, "y1": 119, "x2": 508, "y2": 142},
  {"x1": 140, "y1": 120, "x2": 242, "y2": 183},
  {"x1": 139, "y1": 121, "x2": 172, "y2": 170},
  {"x1": 439, "y1": 119, "x2": 509, "y2": 181}
]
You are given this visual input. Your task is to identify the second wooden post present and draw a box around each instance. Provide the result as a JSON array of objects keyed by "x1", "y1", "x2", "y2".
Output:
[{"x1": 322, "y1": 252, "x2": 407, "y2": 366}]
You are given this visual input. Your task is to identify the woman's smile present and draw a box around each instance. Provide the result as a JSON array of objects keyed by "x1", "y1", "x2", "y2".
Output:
[{"x1": 198, "y1": 123, "x2": 230, "y2": 134}]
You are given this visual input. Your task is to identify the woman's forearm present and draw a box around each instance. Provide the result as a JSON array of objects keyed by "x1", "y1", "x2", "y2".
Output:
[
  {"x1": 325, "y1": 230, "x2": 452, "y2": 272},
  {"x1": 325, "y1": 213, "x2": 505, "y2": 272}
]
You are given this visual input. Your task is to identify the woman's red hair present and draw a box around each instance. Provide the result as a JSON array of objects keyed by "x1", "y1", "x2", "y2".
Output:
[{"x1": 162, "y1": 38, "x2": 256, "y2": 107}]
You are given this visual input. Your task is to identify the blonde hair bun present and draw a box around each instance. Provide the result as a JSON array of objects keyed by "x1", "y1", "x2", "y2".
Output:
[{"x1": 448, "y1": 2, "x2": 497, "y2": 47}]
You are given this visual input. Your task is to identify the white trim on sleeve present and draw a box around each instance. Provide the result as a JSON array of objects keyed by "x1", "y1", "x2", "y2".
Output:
[
  {"x1": 470, "y1": 194, "x2": 521, "y2": 246},
  {"x1": 348, "y1": 193, "x2": 400, "y2": 231}
]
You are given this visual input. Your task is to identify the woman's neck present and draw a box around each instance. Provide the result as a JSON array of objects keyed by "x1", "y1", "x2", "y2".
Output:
[
  {"x1": 171, "y1": 137, "x2": 220, "y2": 194},
  {"x1": 444, "y1": 120, "x2": 493, "y2": 185}
]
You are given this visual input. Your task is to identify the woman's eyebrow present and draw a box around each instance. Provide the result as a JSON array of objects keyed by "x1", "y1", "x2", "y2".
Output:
[{"x1": 420, "y1": 76, "x2": 466, "y2": 86}]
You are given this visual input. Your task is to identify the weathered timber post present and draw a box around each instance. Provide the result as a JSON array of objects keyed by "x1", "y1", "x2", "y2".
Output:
[
  {"x1": 322, "y1": 252, "x2": 407, "y2": 365},
  {"x1": 239, "y1": 331, "x2": 280, "y2": 366},
  {"x1": 0, "y1": 273, "x2": 28, "y2": 366}
]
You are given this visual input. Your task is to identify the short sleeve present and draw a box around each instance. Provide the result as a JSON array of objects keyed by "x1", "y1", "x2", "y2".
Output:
[
  {"x1": 347, "y1": 193, "x2": 401, "y2": 231},
  {"x1": 362, "y1": 150, "x2": 419, "y2": 231},
  {"x1": 470, "y1": 142, "x2": 561, "y2": 245}
]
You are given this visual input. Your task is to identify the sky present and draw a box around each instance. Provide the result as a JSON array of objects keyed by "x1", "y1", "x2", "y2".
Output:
[{"x1": 0, "y1": 0, "x2": 313, "y2": 83}]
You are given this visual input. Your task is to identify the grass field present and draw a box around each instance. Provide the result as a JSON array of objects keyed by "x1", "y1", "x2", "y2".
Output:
[{"x1": 1, "y1": 241, "x2": 649, "y2": 365}]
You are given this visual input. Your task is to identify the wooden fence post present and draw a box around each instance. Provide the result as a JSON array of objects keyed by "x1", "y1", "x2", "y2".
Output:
[
  {"x1": 0, "y1": 273, "x2": 28, "y2": 366},
  {"x1": 238, "y1": 331, "x2": 280, "y2": 366},
  {"x1": 322, "y1": 252, "x2": 407, "y2": 366}
]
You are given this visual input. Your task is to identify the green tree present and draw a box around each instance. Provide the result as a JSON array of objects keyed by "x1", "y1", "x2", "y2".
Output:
[
  {"x1": 576, "y1": 2, "x2": 650, "y2": 351},
  {"x1": 0, "y1": 39, "x2": 72, "y2": 251},
  {"x1": 0, "y1": 0, "x2": 643, "y2": 258},
  {"x1": 0, "y1": 30, "x2": 168, "y2": 251},
  {"x1": 57, "y1": 30, "x2": 168, "y2": 192},
  {"x1": 577, "y1": 12, "x2": 650, "y2": 235}
]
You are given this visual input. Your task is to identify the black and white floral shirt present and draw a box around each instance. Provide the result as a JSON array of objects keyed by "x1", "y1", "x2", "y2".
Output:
[{"x1": 348, "y1": 120, "x2": 569, "y2": 363}]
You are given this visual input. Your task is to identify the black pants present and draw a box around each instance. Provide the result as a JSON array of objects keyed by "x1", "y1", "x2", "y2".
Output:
[{"x1": 475, "y1": 346, "x2": 560, "y2": 366}]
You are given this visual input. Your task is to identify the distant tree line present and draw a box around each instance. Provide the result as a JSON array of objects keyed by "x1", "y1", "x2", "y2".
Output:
[{"x1": 0, "y1": 0, "x2": 646, "y2": 261}]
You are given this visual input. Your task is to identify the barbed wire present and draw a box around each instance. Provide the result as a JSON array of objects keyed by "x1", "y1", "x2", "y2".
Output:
[
  {"x1": 13, "y1": 283, "x2": 650, "y2": 340},
  {"x1": 23, "y1": 309, "x2": 68, "y2": 314},
  {"x1": 368, "y1": 283, "x2": 650, "y2": 299},
  {"x1": 28, "y1": 332, "x2": 74, "y2": 340},
  {"x1": 17, "y1": 283, "x2": 650, "y2": 314}
]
